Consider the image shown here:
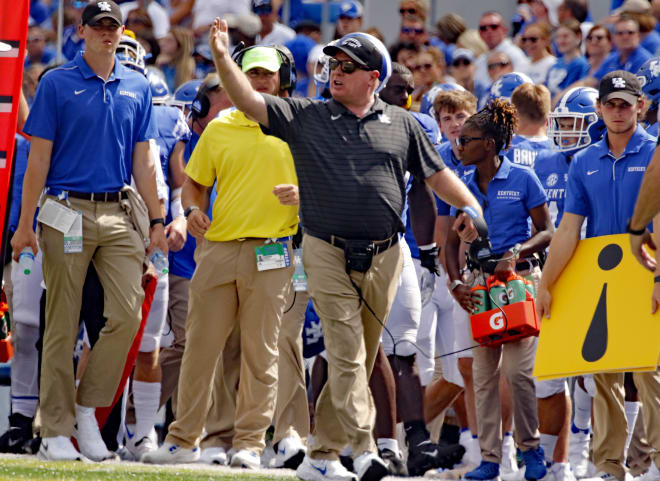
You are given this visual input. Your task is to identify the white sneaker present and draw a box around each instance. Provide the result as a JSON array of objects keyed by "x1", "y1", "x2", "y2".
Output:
[
  {"x1": 634, "y1": 463, "x2": 660, "y2": 481},
  {"x1": 551, "y1": 462, "x2": 578, "y2": 481},
  {"x1": 465, "y1": 437, "x2": 482, "y2": 467},
  {"x1": 502, "y1": 435, "x2": 519, "y2": 475},
  {"x1": 200, "y1": 446, "x2": 228, "y2": 465},
  {"x1": 38, "y1": 435, "x2": 85, "y2": 461},
  {"x1": 569, "y1": 426, "x2": 591, "y2": 479},
  {"x1": 274, "y1": 435, "x2": 307, "y2": 469},
  {"x1": 141, "y1": 441, "x2": 200, "y2": 464},
  {"x1": 126, "y1": 436, "x2": 157, "y2": 462},
  {"x1": 230, "y1": 449, "x2": 261, "y2": 469},
  {"x1": 74, "y1": 405, "x2": 115, "y2": 462},
  {"x1": 354, "y1": 451, "x2": 389, "y2": 481},
  {"x1": 501, "y1": 466, "x2": 525, "y2": 481},
  {"x1": 296, "y1": 455, "x2": 358, "y2": 481}
]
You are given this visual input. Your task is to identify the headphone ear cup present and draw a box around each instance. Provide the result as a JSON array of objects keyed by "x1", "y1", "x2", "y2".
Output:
[{"x1": 191, "y1": 93, "x2": 210, "y2": 119}]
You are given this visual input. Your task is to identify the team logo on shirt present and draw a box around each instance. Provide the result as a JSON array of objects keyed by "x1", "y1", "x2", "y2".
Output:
[
  {"x1": 98, "y1": 1, "x2": 112, "y2": 11},
  {"x1": 546, "y1": 173, "x2": 558, "y2": 187},
  {"x1": 490, "y1": 79, "x2": 503, "y2": 98},
  {"x1": 612, "y1": 77, "x2": 626, "y2": 89},
  {"x1": 378, "y1": 113, "x2": 391, "y2": 124},
  {"x1": 119, "y1": 90, "x2": 137, "y2": 99},
  {"x1": 627, "y1": 166, "x2": 646, "y2": 172},
  {"x1": 496, "y1": 190, "x2": 521, "y2": 200},
  {"x1": 650, "y1": 60, "x2": 660, "y2": 77}
]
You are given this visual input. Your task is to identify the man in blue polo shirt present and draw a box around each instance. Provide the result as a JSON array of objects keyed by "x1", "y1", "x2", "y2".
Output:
[
  {"x1": 592, "y1": 16, "x2": 651, "y2": 82},
  {"x1": 11, "y1": 0, "x2": 166, "y2": 463},
  {"x1": 536, "y1": 70, "x2": 660, "y2": 481}
]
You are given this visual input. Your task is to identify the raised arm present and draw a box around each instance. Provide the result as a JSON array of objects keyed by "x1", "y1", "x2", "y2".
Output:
[{"x1": 209, "y1": 18, "x2": 269, "y2": 127}]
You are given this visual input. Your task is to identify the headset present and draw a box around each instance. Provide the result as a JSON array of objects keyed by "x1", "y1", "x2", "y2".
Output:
[
  {"x1": 231, "y1": 43, "x2": 297, "y2": 93},
  {"x1": 190, "y1": 75, "x2": 221, "y2": 120}
]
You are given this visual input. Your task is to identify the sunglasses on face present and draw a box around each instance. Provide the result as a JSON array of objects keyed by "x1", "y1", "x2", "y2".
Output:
[
  {"x1": 328, "y1": 57, "x2": 369, "y2": 74},
  {"x1": 389, "y1": 85, "x2": 415, "y2": 95},
  {"x1": 614, "y1": 30, "x2": 637, "y2": 36},
  {"x1": 456, "y1": 136, "x2": 485, "y2": 146},
  {"x1": 399, "y1": 7, "x2": 418, "y2": 15},
  {"x1": 413, "y1": 63, "x2": 433, "y2": 71},
  {"x1": 521, "y1": 36, "x2": 539, "y2": 44},
  {"x1": 479, "y1": 24, "x2": 501, "y2": 32},
  {"x1": 401, "y1": 27, "x2": 424, "y2": 35},
  {"x1": 488, "y1": 61, "x2": 510, "y2": 70},
  {"x1": 587, "y1": 34, "x2": 606, "y2": 41},
  {"x1": 452, "y1": 58, "x2": 471, "y2": 67}
]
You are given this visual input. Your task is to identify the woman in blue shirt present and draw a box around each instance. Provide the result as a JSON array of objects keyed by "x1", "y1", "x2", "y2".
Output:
[
  {"x1": 445, "y1": 100, "x2": 553, "y2": 481},
  {"x1": 546, "y1": 20, "x2": 590, "y2": 100}
]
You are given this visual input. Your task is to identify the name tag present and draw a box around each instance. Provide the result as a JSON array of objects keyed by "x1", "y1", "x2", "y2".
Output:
[
  {"x1": 64, "y1": 211, "x2": 83, "y2": 254},
  {"x1": 255, "y1": 242, "x2": 291, "y2": 271}
]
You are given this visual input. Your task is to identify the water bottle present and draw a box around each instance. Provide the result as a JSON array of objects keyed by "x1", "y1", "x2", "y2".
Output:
[
  {"x1": 150, "y1": 248, "x2": 169, "y2": 276},
  {"x1": 18, "y1": 248, "x2": 35, "y2": 275},
  {"x1": 292, "y1": 248, "x2": 307, "y2": 292},
  {"x1": 420, "y1": 269, "x2": 435, "y2": 307}
]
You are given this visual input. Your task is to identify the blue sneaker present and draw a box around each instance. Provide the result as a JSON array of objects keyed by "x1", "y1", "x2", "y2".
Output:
[
  {"x1": 521, "y1": 447, "x2": 547, "y2": 480},
  {"x1": 465, "y1": 461, "x2": 500, "y2": 480}
]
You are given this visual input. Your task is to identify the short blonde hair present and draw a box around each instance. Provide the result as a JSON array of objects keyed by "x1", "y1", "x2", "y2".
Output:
[
  {"x1": 456, "y1": 29, "x2": 488, "y2": 58},
  {"x1": 399, "y1": 0, "x2": 429, "y2": 20},
  {"x1": 511, "y1": 83, "x2": 551, "y2": 123},
  {"x1": 433, "y1": 90, "x2": 478, "y2": 120}
]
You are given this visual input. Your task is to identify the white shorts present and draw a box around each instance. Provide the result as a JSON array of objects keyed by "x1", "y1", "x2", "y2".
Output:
[
  {"x1": 535, "y1": 378, "x2": 568, "y2": 398},
  {"x1": 382, "y1": 238, "x2": 421, "y2": 357},
  {"x1": 139, "y1": 274, "x2": 169, "y2": 352},
  {"x1": 11, "y1": 251, "x2": 44, "y2": 328}
]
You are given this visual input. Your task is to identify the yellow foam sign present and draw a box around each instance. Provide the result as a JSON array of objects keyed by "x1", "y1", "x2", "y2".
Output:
[{"x1": 534, "y1": 234, "x2": 660, "y2": 380}]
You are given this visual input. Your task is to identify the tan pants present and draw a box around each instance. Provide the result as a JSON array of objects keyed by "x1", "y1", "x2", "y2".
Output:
[
  {"x1": 39, "y1": 196, "x2": 144, "y2": 438},
  {"x1": 166, "y1": 238, "x2": 293, "y2": 452},
  {"x1": 593, "y1": 369, "x2": 660, "y2": 480},
  {"x1": 303, "y1": 234, "x2": 402, "y2": 460},
  {"x1": 471, "y1": 266, "x2": 541, "y2": 463},
  {"x1": 159, "y1": 273, "x2": 190, "y2": 413}
]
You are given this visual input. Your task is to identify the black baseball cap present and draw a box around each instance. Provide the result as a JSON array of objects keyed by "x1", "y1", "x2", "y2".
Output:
[
  {"x1": 82, "y1": 0, "x2": 123, "y2": 26},
  {"x1": 323, "y1": 34, "x2": 382, "y2": 72},
  {"x1": 599, "y1": 70, "x2": 642, "y2": 105}
]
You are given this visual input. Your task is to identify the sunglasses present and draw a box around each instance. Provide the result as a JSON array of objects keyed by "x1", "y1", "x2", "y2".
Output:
[
  {"x1": 586, "y1": 34, "x2": 606, "y2": 42},
  {"x1": 479, "y1": 24, "x2": 501, "y2": 32},
  {"x1": 456, "y1": 136, "x2": 485, "y2": 146},
  {"x1": 413, "y1": 63, "x2": 433, "y2": 71},
  {"x1": 388, "y1": 85, "x2": 415, "y2": 95},
  {"x1": 399, "y1": 7, "x2": 418, "y2": 15},
  {"x1": 401, "y1": 27, "x2": 424, "y2": 35},
  {"x1": 614, "y1": 30, "x2": 637, "y2": 36},
  {"x1": 328, "y1": 57, "x2": 369, "y2": 74},
  {"x1": 521, "y1": 36, "x2": 539, "y2": 44},
  {"x1": 452, "y1": 58, "x2": 471, "y2": 67},
  {"x1": 487, "y1": 61, "x2": 510, "y2": 70}
]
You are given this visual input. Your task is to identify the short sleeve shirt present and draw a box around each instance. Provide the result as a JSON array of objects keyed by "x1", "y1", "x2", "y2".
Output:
[
  {"x1": 262, "y1": 95, "x2": 446, "y2": 240},
  {"x1": 593, "y1": 46, "x2": 652, "y2": 80}
]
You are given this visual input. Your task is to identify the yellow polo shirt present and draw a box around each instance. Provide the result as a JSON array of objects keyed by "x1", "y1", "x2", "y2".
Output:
[{"x1": 185, "y1": 108, "x2": 299, "y2": 242}]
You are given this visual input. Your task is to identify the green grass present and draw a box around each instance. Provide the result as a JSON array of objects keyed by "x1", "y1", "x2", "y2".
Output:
[{"x1": 0, "y1": 457, "x2": 295, "y2": 481}]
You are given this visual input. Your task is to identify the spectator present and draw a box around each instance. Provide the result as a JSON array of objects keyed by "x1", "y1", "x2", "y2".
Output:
[
  {"x1": 24, "y1": 26, "x2": 56, "y2": 68},
  {"x1": 450, "y1": 48, "x2": 477, "y2": 93},
  {"x1": 191, "y1": 0, "x2": 251, "y2": 37},
  {"x1": 125, "y1": 8, "x2": 155, "y2": 41},
  {"x1": 557, "y1": 0, "x2": 593, "y2": 41},
  {"x1": 411, "y1": 47, "x2": 451, "y2": 104},
  {"x1": 225, "y1": 13, "x2": 262, "y2": 50},
  {"x1": 487, "y1": 51, "x2": 514, "y2": 83},
  {"x1": 61, "y1": 1, "x2": 87, "y2": 61},
  {"x1": 625, "y1": 10, "x2": 660, "y2": 55},
  {"x1": 529, "y1": 0, "x2": 562, "y2": 27},
  {"x1": 22, "y1": 63, "x2": 46, "y2": 106},
  {"x1": 521, "y1": 22, "x2": 557, "y2": 84},
  {"x1": 121, "y1": 1, "x2": 170, "y2": 39},
  {"x1": 364, "y1": 27, "x2": 386, "y2": 43},
  {"x1": 156, "y1": 27, "x2": 195, "y2": 91},
  {"x1": 286, "y1": 20, "x2": 320, "y2": 97},
  {"x1": 169, "y1": 0, "x2": 195, "y2": 27},
  {"x1": 474, "y1": 11, "x2": 529, "y2": 87},
  {"x1": 434, "y1": 13, "x2": 467, "y2": 66},
  {"x1": 546, "y1": 19, "x2": 590, "y2": 100},
  {"x1": 456, "y1": 29, "x2": 489, "y2": 58},
  {"x1": 389, "y1": 41, "x2": 420, "y2": 70},
  {"x1": 253, "y1": 0, "x2": 295, "y2": 45},
  {"x1": 584, "y1": 25, "x2": 613, "y2": 78},
  {"x1": 399, "y1": 17, "x2": 429, "y2": 49},
  {"x1": 336, "y1": 0, "x2": 363, "y2": 38},
  {"x1": 398, "y1": 0, "x2": 429, "y2": 22}
]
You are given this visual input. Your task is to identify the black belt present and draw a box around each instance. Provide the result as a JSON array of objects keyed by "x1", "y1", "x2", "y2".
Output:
[
  {"x1": 68, "y1": 191, "x2": 128, "y2": 202},
  {"x1": 516, "y1": 257, "x2": 540, "y2": 272},
  {"x1": 308, "y1": 231, "x2": 399, "y2": 255}
]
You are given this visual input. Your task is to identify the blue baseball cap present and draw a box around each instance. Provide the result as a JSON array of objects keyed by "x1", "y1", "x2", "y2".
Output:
[{"x1": 339, "y1": 1, "x2": 363, "y2": 19}]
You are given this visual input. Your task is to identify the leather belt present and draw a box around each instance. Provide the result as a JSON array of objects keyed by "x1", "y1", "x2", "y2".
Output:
[
  {"x1": 308, "y1": 231, "x2": 399, "y2": 255},
  {"x1": 67, "y1": 191, "x2": 128, "y2": 202}
]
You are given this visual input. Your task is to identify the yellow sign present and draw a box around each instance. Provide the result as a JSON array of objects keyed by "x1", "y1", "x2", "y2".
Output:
[{"x1": 534, "y1": 234, "x2": 660, "y2": 380}]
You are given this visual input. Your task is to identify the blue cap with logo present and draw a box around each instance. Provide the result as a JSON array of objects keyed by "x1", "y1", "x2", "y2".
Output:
[{"x1": 339, "y1": 1, "x2": 363, "y2": 19}]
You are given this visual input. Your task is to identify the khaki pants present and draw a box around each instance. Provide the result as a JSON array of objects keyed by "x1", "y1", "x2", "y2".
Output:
[
  {"x1": 159, "y1": 273, "x2": 190, "y2": 413},
  {"x1": 39, "y1": 196, "x2": 144, "y2": 438},
  {"x1": 471, "y1": 266, "x2": 541, "y2": 463},
  {"x1": 166, "y1": 238, "x2": 293, "y2": 452},
  {"x1": 593, "y1": 369, "x2": 660, "y2": 480},
  {"x1": 303, "y1": 234, "x2": 402, "y2": 460}
]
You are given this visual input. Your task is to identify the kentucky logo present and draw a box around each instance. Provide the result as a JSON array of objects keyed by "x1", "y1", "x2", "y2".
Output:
[
  {"x1": 98, "y1": 1, "x2": 112, "y2": 12},
  {"x1": 612, "y1": 77, "x2": 626, "y2": 89},
  {"x1": 344, "y1": 38, "x2": 362, "y2": 49}
]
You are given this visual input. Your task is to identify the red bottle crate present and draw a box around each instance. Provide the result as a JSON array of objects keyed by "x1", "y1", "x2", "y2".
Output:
[{"x1": 470, "y1": 300, "x2": 540, "y2": 347}]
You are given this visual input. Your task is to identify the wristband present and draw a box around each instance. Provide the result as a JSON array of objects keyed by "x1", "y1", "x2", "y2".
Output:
[
  {"x1": 626, "y1": 219, "x2": 646, "y2": 236},
  {"x1": 450, "y1": 279, "x2": 464, "y2": 291},
  {"x1": 150, "y1": 217, "x2": 166, "y2": 228},
  {"x1": 655, "y1": 275, "x2": 660, "y2": 283},
  {"x1": 184, "y1": 206, "x2": 200, "y2": 218}
]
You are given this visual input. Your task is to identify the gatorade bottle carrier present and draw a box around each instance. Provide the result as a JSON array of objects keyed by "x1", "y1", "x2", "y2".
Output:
[{"x1": 470, "y1": 273, "x2": 539, "y2": 347}]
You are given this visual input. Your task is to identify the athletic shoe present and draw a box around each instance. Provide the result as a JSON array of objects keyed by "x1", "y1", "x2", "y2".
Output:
[
  {"x1": 74, "y1": 405, "x2": 115, "y2": 462},
  {"x1": 502, "y1": 435, "x2": 519, "y2": 475},
  {"x1": 230, "y1": 449, "x2": 261, "y2": 469},
  {"x1": 126, "y1": 436, "x2": 157, "y2": 462},
  {"x1": 522, "y1": 447, "x2": 547, "y2": 481},
  {"x1": 465, "y1": 461, "x2": 501, "y2": 480},
  {"x1": 0, "y1": 413, "x2": 34, "y2": 454},
  {"x1": 141, "y1": 441, "x2": 200, "y2": 464},
  {"x1": 407, "y1": 440, "x2": 466, "y2": 476},
  {"x1": 568, "y1": 425, "x2": 591, "y2": 479},
  {"x1": 464, "y1": 437, "x2": 483, "y2": 467},
  {"x1": 354, "y1": 451, "x2": 389, "y2": 481},
  {"x1": 634, "y1": 463, "x2": 660, "y2": 481},
  {"x1": 296, "y1": 455, "x2": 358, "y2": 481},
  {"x1": 549, "y1": 462, "x2": 578, "y2": 481},
  {"x1": 379, "y1": 448, "x2": 407, "y2": 476},
  {"x1": 38, "y1": 435, "x2": 85, "y2": 461},
  {"x1": 273, "y1": 435, "x2": 306, "y2": 469},
  {"x1": 199, "y1": 446, "x2": 228, "y2": 465}
]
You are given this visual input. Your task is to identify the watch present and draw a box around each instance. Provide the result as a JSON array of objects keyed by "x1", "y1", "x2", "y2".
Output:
[
  {"x1": 626, "y1": 218, "x2": 646, "y2": 236},
  {"x1": 450, "y1": 279, "x2": 464, "y2": 291},
  {"x1": 511, "y1": 243, "x2": 522, "y2": 261},
  {"x1": 149, "y1": 217, "x2": 165, "y2": 228},
  {"x1": 655, "y1": 275, "x2": 660, "y2": 283},
  {"x1": 184, "y1": 206, "x2": 200, "y2": 218}
]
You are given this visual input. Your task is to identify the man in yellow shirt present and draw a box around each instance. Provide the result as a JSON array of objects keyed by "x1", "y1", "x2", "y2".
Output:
[{"x1": 143, "y1": 46, "x2": 298, "y2": 467}]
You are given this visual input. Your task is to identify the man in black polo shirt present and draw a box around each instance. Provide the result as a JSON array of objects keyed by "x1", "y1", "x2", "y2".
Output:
[{"x1": 209, "y1": 20, "x2": 481, "y2": 481}]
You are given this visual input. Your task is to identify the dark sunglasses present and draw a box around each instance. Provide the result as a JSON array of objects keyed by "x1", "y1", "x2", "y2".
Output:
[
  {"x1": 614, "y1": 30, "x2": 637, "y2": 36},
  {"x1": 388, "y1": 85, "x2": 415, "y2": 95},
  {"x1": 328, "y1": 57, "x2": 369, "y2": 74},
  {"x1": 452, "y1": 58, "x2": 472, "y2": 67},
  {"x1": 456, "y1": 136, "x2": 485, "y2": 146},
  {"x1": 487, "y1": 61, "x2": 510, "y2": 70},
  {"x1": 413, "y1": 63, "x2": 433, "y2": 71},
  {"x1": 521, "y1": 36, "x2": 539, "y2": 43},
  {"x1": 399, "y1": 7, "x2": 418, "y2": 15},
  {"x1": 479, "y1": 24, "x2": 501, "y2": 32},
  {"x1": 401, "y1": 27, "x2": 424, "y2": 35},
  {"x1": 586, "y1": 34, "x2": 606, "y2": 41}
]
